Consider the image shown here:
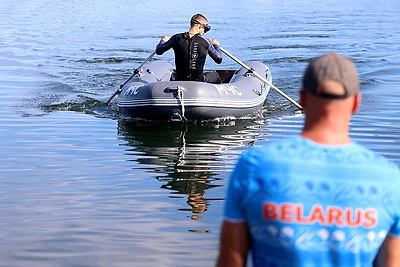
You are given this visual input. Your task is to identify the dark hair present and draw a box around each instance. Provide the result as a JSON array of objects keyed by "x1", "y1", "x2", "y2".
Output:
[{"x1": 190, "y1": 13, "x2": 207, "y2": 26}]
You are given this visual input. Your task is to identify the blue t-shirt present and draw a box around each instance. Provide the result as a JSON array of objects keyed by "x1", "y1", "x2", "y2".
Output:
[{"x1": 224, "y1": 136, "x2": 400, "y2": 267}]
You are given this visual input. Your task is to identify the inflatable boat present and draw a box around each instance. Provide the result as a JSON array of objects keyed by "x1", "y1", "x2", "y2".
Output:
[{"x1": 116, "y1": 60, "x2": 272, "y2": 121}]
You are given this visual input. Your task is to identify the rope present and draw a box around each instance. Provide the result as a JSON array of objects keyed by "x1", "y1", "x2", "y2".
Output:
[{"x1": 177, "y1": 86, "x2": 188, "y2": 121}]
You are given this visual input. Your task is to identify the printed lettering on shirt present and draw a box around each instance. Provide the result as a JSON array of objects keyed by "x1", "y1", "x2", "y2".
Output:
[
  {"x1": 263, "y1": 202, "x2": 377, "y2": 228},
  {"x1": 191, "y1": 43, "x2": 198, "y2": 70}
]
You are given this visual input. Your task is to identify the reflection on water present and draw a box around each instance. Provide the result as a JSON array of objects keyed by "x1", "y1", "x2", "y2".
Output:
[
  {"x1": 1, "y1": 0, "x2": 399, "y2": 265},
  {"x1": 118, "y1": 120, "x2": 267, "y2": 220}
]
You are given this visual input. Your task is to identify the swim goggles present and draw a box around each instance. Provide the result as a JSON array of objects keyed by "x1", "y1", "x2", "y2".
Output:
[{"x1": 191, "y1": 19, "x2": 211, "y2": 33}]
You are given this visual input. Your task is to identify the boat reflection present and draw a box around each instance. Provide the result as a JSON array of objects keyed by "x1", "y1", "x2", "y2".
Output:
[{"x1": 117, "y1": 119, "x2": 268, "y2": 219}]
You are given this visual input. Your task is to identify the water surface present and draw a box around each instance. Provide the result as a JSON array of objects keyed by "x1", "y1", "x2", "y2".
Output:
[{"x1": 1, "y1": 0, "x2": 399, "y2": 266}]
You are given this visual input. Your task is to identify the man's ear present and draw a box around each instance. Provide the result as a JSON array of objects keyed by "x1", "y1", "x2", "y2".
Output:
[
  {"x1": 352, "y1": 93, "x2": 362, "y2": 114},
  {"x1": 299, "y1": 90, "x2": 307, "y2": 109}
]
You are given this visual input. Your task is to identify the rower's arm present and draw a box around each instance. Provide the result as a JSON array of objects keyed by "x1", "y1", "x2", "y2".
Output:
[
  {"x1": 207, "y1": 38, "x2": 222, "y2": 64},
  {"x1": 156, "y1": 35, "x2": 174, "y2": 55}
]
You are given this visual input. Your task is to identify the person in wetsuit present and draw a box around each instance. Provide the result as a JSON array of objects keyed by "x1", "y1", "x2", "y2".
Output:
[{"x1": 155, "y1": 13, "x2": 222, "y2": 84}]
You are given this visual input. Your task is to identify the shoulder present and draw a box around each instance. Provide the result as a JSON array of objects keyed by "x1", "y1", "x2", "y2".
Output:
[
  {"x1": 171, "y1": 33, "x2": 182, "y2": 39},
  {"x1": 348, "y1": 142, "x2": 399, "y2": 171},
  {"x1": 175, "y1": 32, "x2": 185, "y2": 37},
  {"x1": 194, "y1": 35, "x2": 211, "y2": 45},
  {"x1": 199, "y1": 35, "x2": 211, "y2": 43},
  {"x1": 170, "y1": 33, "x2": 186, "y2": 41},
  {"x1": 243, "y1": 136, "x2": 399, "y2": 173}
]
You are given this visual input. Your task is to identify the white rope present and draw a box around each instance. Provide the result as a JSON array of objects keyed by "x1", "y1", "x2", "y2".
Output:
[{"x1": 177, "y1": 86, "x2": 188, "y2": 121}]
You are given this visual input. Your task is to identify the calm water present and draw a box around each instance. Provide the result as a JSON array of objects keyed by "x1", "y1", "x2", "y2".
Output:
[{"x1": 1, "y1": 0, "x2": 399, "y2": 266}]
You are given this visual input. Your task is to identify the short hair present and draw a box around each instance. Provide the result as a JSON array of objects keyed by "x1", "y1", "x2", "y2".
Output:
[{"x1": 190, "y1": 13, "x2": 208, "y2": 26}]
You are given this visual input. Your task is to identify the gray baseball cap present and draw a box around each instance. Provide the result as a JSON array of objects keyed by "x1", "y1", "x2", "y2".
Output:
[{"x1": 302, "y1": 52, "x2": 359, "y2": 99}]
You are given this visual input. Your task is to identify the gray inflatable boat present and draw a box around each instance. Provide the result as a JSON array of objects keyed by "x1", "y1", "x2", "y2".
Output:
[{"x1": 117, "y1": 60, "x2": 272, "y2": 121}]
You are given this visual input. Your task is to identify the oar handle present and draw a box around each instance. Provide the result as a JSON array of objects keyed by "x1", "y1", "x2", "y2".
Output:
[
  {"x1": 106, "y1": 88, "x2": 122, "y2": 105},
  {"x1": 219, "y1": 47, "x2": 251, "y2": 71},
  {"x1": 220, "y1": 47, "x2": 302, "y2": 110},
  {"x1": 136, "y1": 50, "x2": 156, "y2": 71},
  {"x1": 106, "y1": 50, "x2": 156, "y2": 105}
]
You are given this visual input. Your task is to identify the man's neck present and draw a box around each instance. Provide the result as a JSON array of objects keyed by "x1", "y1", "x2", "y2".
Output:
[
  {"x1": 301, "y1": 123, "x2": 352, "y2": 145},
  {"x1": 188, "y1": 27, "x2": 200, "y2": 38}
]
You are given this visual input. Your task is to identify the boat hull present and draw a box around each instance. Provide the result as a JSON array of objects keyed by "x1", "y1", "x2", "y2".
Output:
[{"x1": 117, "y1": 60, "x2": 271, "y2": 121}]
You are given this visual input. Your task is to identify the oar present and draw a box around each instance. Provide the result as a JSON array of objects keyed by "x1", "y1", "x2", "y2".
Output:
[
  {"x1": 106, "y1": 50, "x2": 156, "y2": 104},
  {"x1": 219, "y1": 47, "x2": 302, "y2": 110}
]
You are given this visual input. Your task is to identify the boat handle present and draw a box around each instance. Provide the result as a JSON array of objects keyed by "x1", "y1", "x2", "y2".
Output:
[{"x1": 164, "y1": 86, "x2": 185, "y2": 93}]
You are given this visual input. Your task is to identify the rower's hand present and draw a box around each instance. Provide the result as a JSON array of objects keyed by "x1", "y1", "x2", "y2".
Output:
[
  {"x1": 161, "y1": 35, "x2": 170, "y2": 42},
  {"x1": 211, "y1": 39, "x2": 220, "y2": 46}
]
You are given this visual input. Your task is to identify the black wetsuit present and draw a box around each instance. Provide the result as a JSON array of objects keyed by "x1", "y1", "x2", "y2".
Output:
[{"x1": 156, "y1": 33, "x2": 222, "y2": 83}]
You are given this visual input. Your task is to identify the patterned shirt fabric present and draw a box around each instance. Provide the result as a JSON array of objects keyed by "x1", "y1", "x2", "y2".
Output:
[{"x1": 224, "y1": 136, "x2": 400, "y2": 267}]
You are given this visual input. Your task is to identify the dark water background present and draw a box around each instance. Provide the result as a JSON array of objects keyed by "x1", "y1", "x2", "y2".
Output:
[{"x1": 1, "y1": 0, "x2": 399, "y2": 266}]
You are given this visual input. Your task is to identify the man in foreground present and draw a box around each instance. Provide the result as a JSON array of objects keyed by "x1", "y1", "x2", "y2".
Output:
[
  {"x1": 156, "y1": 13, "x2": 222, "y2": 84},
  {"x1": 216, "y1": 52, "x2": 400, "y2": 266}
]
